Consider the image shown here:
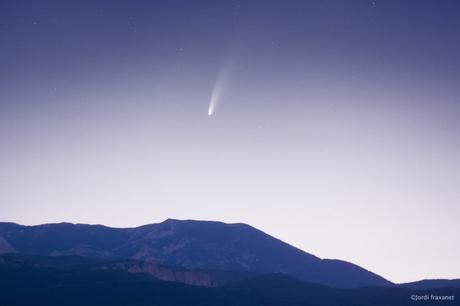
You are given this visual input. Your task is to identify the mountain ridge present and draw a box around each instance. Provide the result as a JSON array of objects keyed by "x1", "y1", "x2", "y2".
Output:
[{"x1": 0, "y1": 218, "x2": 391, "y2": 288}]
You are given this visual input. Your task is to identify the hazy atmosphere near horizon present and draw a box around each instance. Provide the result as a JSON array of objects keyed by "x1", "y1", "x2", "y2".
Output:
[{"x1": 1, "y1": 0, "x2": 460, "y2": 284}]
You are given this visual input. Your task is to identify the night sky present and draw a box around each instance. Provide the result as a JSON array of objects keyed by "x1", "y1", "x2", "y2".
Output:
[{"x1": 1, "y1": 0, "x2": 460, "y2": 283}]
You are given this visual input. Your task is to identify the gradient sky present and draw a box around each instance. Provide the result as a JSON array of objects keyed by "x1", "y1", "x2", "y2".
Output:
[{"x1": 1, "y1": 0, "x2": 460, "y2": 283}]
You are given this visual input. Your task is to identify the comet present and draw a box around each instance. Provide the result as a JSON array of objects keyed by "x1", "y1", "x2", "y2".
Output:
[
  {"x1": 208, "y1": 61, "x2": 233, "y2": 116},
  {"x1": 208, "y1": 79, "x2": 222, "y2": 116}
]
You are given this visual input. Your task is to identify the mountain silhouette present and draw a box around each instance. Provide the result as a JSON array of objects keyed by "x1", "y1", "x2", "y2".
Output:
[
  {"x1": 0, "y1": 219, "x2": 390, "y2": 288},
  {"x1": 400, "y1": 279, "x2": 460, "y2": 290}
]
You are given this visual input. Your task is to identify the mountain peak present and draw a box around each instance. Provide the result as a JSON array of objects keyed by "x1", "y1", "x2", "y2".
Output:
[{"x1": 161, "y1": 218, "x2": 251, "y2": 227}]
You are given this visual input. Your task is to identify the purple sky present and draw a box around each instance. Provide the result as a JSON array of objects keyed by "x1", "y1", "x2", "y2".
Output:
[{"x1": 1, "y1": 0, "x2": 460, "y2": 283}]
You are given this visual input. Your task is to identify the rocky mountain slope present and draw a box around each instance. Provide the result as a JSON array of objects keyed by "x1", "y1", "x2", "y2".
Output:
[{"x1": 0, "y1": 253, "x2": 253, "y2": 287}]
